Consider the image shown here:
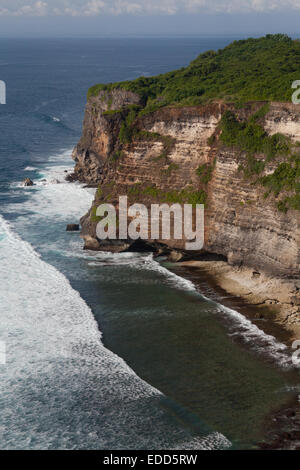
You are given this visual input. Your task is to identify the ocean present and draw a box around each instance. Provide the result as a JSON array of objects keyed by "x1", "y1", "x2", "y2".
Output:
[{"x1": 0, "y1": 37, "x2": 299, "y2": 450}]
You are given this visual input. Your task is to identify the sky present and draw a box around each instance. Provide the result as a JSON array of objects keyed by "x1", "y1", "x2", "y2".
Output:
[{"x1": 0, "y1": 0, "x2": 300, "y2": 36}]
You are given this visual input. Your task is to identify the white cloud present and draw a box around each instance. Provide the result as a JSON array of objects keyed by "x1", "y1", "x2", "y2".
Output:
[{"x1": 1, "y1": 0, "x2": 300, "y2": 16}]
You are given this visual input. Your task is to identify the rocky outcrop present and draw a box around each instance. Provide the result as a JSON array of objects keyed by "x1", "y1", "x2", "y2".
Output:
[
  {"x1": 66, "y1": 224, "x2": 80, "y2": 232},
  {"x1": 23, "y1": 178, "x2": 34, "y2": 187},
  {"x1": 71, "y1": 90, "x2": 300, "y2": 321},
  {"x1": 72, "y1": 89, "x2": 142, "y2": 183}
]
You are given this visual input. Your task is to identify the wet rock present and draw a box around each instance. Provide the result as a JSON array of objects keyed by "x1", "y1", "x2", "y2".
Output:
[
  {"x1": 284, "y1": 408, "x2": 296, "y2": 418},
  {"x1": 83, "y1": 236, "x2": 101, "y2": 251},
  {"x1": 168, "y1": 250, "x2": 183, "y2": 262},
  {"x1": 65, "y1": 173, "x2": 77, "y2": 183},
  {"x1": 23, "y1": 178, "x2": 34, "y2": 187},
  {"x1": 66, "y1": 224, "x2": 80, "y2": 232}
]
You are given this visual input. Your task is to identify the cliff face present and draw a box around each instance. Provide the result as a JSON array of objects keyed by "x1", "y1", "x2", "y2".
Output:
[
  {"x1": 72, "y1": 91, "x2": 300, "y2": 282},
  {"x1": 72, "y1": 89, "x2": 142, "y2": 183}
]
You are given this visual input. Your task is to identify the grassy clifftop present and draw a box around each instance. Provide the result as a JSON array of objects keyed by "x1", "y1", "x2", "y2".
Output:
[{"x1": 88, "y1": 34, "x2": 300, "y2": 112}]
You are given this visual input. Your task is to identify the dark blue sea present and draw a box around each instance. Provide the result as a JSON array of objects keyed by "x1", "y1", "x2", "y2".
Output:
[{"x1": 0, "y1": 37, "x2": 299, "y2": 450}]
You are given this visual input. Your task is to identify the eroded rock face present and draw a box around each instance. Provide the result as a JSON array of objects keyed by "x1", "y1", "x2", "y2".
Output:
[
  {"x1": 72, "y1": 89, "x2": 143, "y2": 184},
  {"x1": 72, "y1": 92, "x2": 300, "y2": 284},
  {"x1": 205, "y1": 147, "x2": 300, "y2": 278},
  {"x1": 264, "y1": 102, "x2": 300, "y2": 142}
]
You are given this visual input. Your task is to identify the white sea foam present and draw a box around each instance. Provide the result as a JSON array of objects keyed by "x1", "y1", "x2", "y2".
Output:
[
  {"x1": 8, "y1": 150, "x2": 95, "y2": 221},
  {"x1": 3, "y1": 148, "x2": 294, "y2": 450},
  {"x1": 0, "y1": 215, "x2": 231, "y2": 450},
  {"x1": 0, "y1": 152, "x2": 231, "y2": 450},
  {"x1": 24, "y1": 166, "x2": 38, "y2": 171},
  {"x1": 216, "y1": 303, "x2": 293, "y2": 368}
]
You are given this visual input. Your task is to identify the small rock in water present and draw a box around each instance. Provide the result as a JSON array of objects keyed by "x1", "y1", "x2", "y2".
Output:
[
  {"x1": 66, "y1": 224, "x2": 80, "y2": 232},
  {"x1": 23, "y1": 178, "x2": 34, "y2": 187},
  {"x1": 65, "y1": 173, "x2": 77, "y2": 182}
]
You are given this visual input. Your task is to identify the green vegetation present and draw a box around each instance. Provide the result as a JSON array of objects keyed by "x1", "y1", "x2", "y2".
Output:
[
  {"x1": 219, "y1": 109, "x2": 299, "y2": 211},
  {"x1": 160, "y1": 163, "x2": 179, "y2": 175},
  {"x1": 102, "y1": 109, "x2": 122, "y2": 116},
  {"x1": 207, "y1": 134, "x2": 216, "y2": 146},
  {"x1": 109, "y1": 150, "x2": 125, "y2": 162},
  {"x1": 88, "y1": 35, "x2": 300, "y2": 109},
  {"x1": 128, "y1": 184, "x2": 207, "y2": 206},
  {"x1": 196, "y1": 160, "x2": 216, "y2": 184},
  {"x1": 118, "y1": 105, "x2": 141, "y2": 143},
  {"x1": 260, "y1": 155, "x2": 300, "y2": 212},
  {"x1": 220, "y1": 110, "x2": 290, "y2": 162},
  {"x1": 91, "y1": 206, "x2": 102, "y2": 223}
]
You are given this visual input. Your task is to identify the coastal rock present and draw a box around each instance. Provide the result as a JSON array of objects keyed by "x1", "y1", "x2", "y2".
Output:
[
  {"x1": 66, "y1": 224, "x2": 80, "y2": 232},
  {"x1": 168, "y1": 251, "x2": 184, "y2": 262},
  {"x1": 72, "y1": 88, "x2": 143, "y2": 184},
  {"x1": 83, "y1": 235, "x2": 101, "y2": 251},
  {"x1": 23, "y1": 178, "x2": 34, "y2": 187},
  {"x1": 65, "y1": 173, "x2": 77, "y2": 183}
]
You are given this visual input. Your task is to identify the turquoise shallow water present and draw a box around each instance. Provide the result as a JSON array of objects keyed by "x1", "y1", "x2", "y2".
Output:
[{"x1": 0, "y1": 38, "x2": 299, "y2": 450}]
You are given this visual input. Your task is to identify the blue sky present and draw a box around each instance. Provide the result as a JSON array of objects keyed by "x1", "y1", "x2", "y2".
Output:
[{"x1": 0, "y1": 1, "x2": 300, "y2": 36}]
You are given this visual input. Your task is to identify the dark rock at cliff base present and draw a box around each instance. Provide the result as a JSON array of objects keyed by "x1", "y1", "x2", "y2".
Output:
[
  {"x1": 168, "y1": 250, "x2": 184, "y2": 262},
  {"x1": 66, "y1": 224, "x2": 80, "y2": 232},
  {"x1": 83, "y1": 237, "x2": 131, "y2": 252},
  {"x1": 65, "y1": 173, "x2": 77, "y2": 183},
  {"x1": 83, "y1": 236, "x2": 101, "y2": 251},
  {"x1": 23, "y1": 178, "x2": 34, "y2": 187},
  {"x1": 125, "y1": 239, "x2": 159, "y2": 253}
]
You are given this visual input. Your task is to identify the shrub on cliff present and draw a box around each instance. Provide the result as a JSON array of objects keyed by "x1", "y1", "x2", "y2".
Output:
[
  {"x1": 220, "y1": 109, "x2": 299, "y2": 211},
  {"x1": 220, "y1": 110, "x2": 290, "y2": 160}
]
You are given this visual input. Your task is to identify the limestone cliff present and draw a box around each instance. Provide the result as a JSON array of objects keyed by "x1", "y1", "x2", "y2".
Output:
[
  {"x1": 71, "y1": 90, "x2": 300, "y2": 323},
  {"x1": 72, "y1": 92, "x2": 299, "y2": 267}
]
